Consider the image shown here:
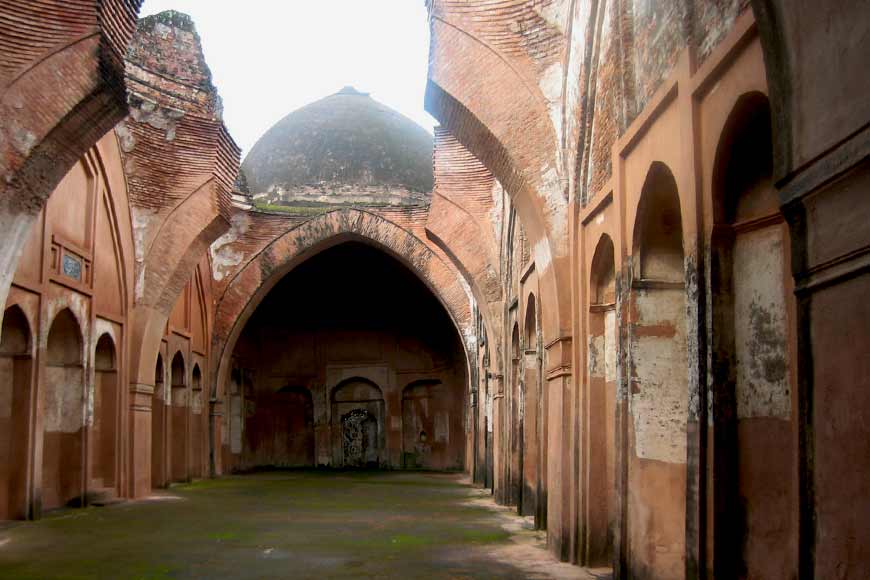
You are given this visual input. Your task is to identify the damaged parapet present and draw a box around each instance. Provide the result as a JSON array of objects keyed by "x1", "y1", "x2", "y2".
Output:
[{"x1": 119, "y1": 10, "x2": 240, "y2": 308}]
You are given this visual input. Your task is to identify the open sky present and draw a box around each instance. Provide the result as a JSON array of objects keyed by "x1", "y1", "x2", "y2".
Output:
[{"x1": 140, "y1": 1, "x2": 435, "y2": 157}]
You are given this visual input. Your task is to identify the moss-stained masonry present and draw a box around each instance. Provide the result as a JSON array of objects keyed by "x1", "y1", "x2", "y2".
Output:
[
  {"x1": 129, "y1": 10, "x2": 218, "y2": 95},
  {"x1": 242, "y1": 87, "x2": 434, "y2": 202}
]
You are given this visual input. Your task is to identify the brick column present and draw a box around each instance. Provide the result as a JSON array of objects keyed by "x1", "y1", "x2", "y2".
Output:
[{"x1": 129, "y1": 383, "x2": 153, "y2": 498}]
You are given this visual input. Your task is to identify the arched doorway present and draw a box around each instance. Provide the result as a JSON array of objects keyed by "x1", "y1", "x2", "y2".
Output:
[
  {"x1": 42, "y1": 309, "x2": 85, "y2": 511},
  {"x1": 151, "y1": 353, "x2": 166, "y2": 489},
  {"x1": 524, "y1": 293, "x2": 543, "y2": 526},
  {"x1": 586, "y1": 234, "x2": 617, "y2": 565},
  {"x1": 0, "y1": 306, "x2": 33, "y2": 519},
  {"x1": 169, "y1": 352, "x2": 188, "y2": 483},
  {"x1": 332, "y1": 378, "x2": 385, "y2": 468},
  {"x1": 710, "y1": 92, "x2": 796, "y2": 578},
  {"x1": 509, "y1": 324, "x2": 522, "y2": 509},
  {"x1": 92, "y1": 334, "x2": 118, "y2": 492},
  {"x1": 190, "y1": 364, "x2": 204, "y2": 479},
  {"x1": 628, "y1": 162, "x2": 688, "y2": 578}
]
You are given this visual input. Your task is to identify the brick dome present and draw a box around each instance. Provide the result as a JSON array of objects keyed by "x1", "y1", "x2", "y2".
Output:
[{"x1": 242, "y1": 87, "x2": 434, "y2": 198}]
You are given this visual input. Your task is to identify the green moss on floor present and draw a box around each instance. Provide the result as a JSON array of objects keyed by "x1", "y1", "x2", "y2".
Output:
[{"x1": 0, "y1": 471, "x2": 540, "y2": 579}]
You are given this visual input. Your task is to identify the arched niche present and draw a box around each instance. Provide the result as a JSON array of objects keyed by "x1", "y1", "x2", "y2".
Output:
[
  {"x1": 331, "y1": 378, "x2": 384, "y2": 468},
  {"x1": 171, "y1": 352, "x2": 186, "y2": 393},
  {"x1": 151, "y1": 353, "x2": 166, "y2": 489},
  {"x1": 627, "y1": 162, "x2": 688, "y2": 578},
  {"x1": 633, "y1": 163, "x2": 685, "y2": 283},
  {"x1": 585, "y1": 234, "x2": 618, "y2": 566},
  {"x1": 591, "y1": 235, "x2": 616, "y2": 306},
  {"x1": 42, "y1": 308, "x2": 85, "y2": 511},
  {"x1": 92, "y1": 333, "x2": 118, "y2": 490},
  {"x1": 709, "y1": 92, "x2": 796, "y2": 578},
  {"x1": 524, "y1": 294, "x2": 538, "y2": 349},
  {"x1": 0, "y1": 306, "x2": 33, "y2": 519},
  {"x1": 522, "y1": 292, "x2": 544, "y2": 525},
  {"x1": 192, "y1": 365, "x2": 202, "y2": 391},
  {"x1": 508, "y1": 323, "x2": 523, "y2": 510},
  {"x1": 190, "y1": 364, "x2": 204, "y2": 479},
  {"x1": 169, "y1": 351, "x2": 188, "y2": 483}
]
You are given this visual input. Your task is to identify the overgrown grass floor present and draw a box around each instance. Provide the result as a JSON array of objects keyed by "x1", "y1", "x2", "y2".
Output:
[{"x1": 0, "y1": 471, "x2": 596, "y2": 579}]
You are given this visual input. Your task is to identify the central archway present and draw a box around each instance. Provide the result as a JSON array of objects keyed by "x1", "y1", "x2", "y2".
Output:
[
  {"x1": 208, "y1": 209, "x2": 480, "y2": 478},
  {"x1": 212, "y1": 210, "x2": 473, "y2": 384},
  {"x1": 221, "y1": 241, "x2": 469, "y2": 473}
]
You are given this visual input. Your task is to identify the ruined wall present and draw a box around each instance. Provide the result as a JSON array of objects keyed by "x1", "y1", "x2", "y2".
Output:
[
  {"x1": 116, "y1": 10, "x2": 238, "y2": 498},
  {"x1": 120, "y1": 10, "x2": 238, "y2": 315},
  {"x1": 755, "y1": 1, "x2": 870, "y2": 576}
]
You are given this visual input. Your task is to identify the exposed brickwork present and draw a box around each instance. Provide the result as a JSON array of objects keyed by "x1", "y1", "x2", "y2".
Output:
[
  {"x1": 427, "y1": 128, "x2": 502, "y2": 310},
  {"x1": 692, "y1": 0, "x2": 751, "y2": 65},
  {"x1": 569, "y1": 0, "x2": 751, "y2": 202},
  {"x1": 0, "y1": 0, "x2": 141, "y2": 329},
  {"x1": 629, "y1": 0, "x2": 687, "y2": 117},
  {"x1": 120, "y1": 10, "x2": 239, "y2": 311},
  {"x1": 431, "y1": 1, "x2": 564, "y2": 73},
  {"x1": 426, "y1": 1, "x2": 800, "y2": 571},
  {"x1": 579, "y1": 0, "x2": 621, "y2": 203}
]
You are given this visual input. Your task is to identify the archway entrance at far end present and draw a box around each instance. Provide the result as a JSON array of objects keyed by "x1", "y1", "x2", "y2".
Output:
[{"x1": 225, "y1": 242, "x2": 468, "y2": 473}]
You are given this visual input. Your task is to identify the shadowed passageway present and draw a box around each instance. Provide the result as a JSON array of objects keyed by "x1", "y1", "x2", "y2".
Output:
[{"x1": 0, "y1": 472, "x2": 600, "y2": 579}]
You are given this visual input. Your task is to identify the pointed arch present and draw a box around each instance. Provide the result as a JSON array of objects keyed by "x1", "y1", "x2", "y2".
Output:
[
  {"x1": 590, "y1": 234, "x2": 616, "y2": 306},
  {"x1": 584, "y1": 233, "x2": 618, "y2": 565},
  {"x1": 151, "y1": 351, "x2": 166, "y2": 489},
  {"x1": 626, "y1": 161, "x2": 688, "y2": 578},
  {"x1": 0, "y1": 305, "x2": 34, "y2": 519},
  {"x1": 522, "y1": 291, "x2": 544, "y2": 526},
  {"x1": 211, "y1": 209, "x2": 474, "y2": 410},
  {"x1": 93, "y1": 333, "x2": 118, "y2": 489},
  {"x1": 169, "y1": 350, "x2": 188, "y2": 483},
  {"x1": 331, "y1": 377, "x2": 385, "y2": 468},
  {"x1": 709, "y1": 91, "x2": 796, "y2": 578},
  {"x1": 42, "y1": 308, "x2": 85, "y2": 512}
]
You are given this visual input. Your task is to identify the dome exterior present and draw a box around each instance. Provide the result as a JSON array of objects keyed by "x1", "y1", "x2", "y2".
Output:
[{"x1": 242, "y1": 87, "x2": 434, "y2": 202}]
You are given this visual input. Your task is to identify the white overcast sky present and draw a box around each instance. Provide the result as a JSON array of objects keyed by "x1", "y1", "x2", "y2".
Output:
[{"x1": 140, "y1": 1, "x2": 435, "y2": 157}]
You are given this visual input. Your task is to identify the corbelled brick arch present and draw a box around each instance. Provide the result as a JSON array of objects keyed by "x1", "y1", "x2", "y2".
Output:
[
  {"x1": 209, "y1": 209, "x2": 475, "y2": 453},
  {"x1": 426, "y1": 129, "x2": 503, "y2": 365},
  {"x1": 0, "y1": 0, "x2": 142, "y2": 326},
  {"x1": 425, "y1": 1, "x2": 576, "y2": 558},
  {"x1": 425, "y1": 2, "x2": 572, "y2": 348}
]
